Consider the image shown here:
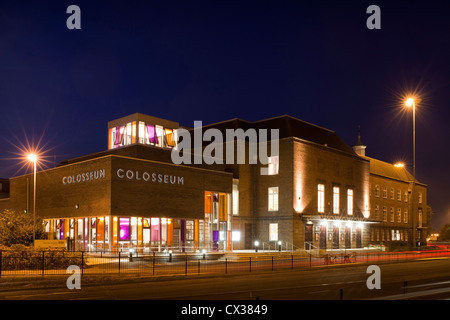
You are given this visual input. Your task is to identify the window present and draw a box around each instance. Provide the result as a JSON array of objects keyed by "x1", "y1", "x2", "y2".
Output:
[
  {"x1": 383, "y1": 206, "x2": 387, "y2": 221},
  {"x1": 375, "y1": 205, "x2": 379, "y2": 220},
  {"x1": 232, "y1": 182, "x2": 239, "y2": 215},
  {"x1": 390, "y1": 207, "x2": 394, "y2": 222},
  {"x1": 404, "y1": 191, "x2": 408, "y2": 202},
  {"x1": 119, "y1": 218, "x2": 130, "y2": 241},
  {"x1": 392, "y1": 230, "x2": 400, "y2": 241},
  {"x1": 418, "y1": 192, "x2": 423, "y2": 204},
  {"x1": 333, "y1": 186, "x2": 340, "y2": 214},
  {"x1": 268, "y1": 187, "x2": 279, "y2": 211},
  {"x1": 269, "y1": 223, "x2": 278, "y2": 241},
  {"x1": 418, "y1": 209, "x2": 423, "y2": 227},
  {"x1": 317, "y1": 184, "x2": 325, "y2": 213},
  {"x1": 390, "y1": 188, "x2": 394, "y2": 200},
  {"x1": 186, "y1": 220, "x2": 194, "y2": 241},
  {"x1": 151, "y1": 218, "x2": 161, "y2": 241},
  {"x1": 267, "y1": 156, "x2": 279, "y2": 175},
  {"x1": 375, "y1": 185, "x2": 379, "y2": 197},
  {"x1": 382, "y1": 186, "x2": 387, "y2": 199},
  {"x1": 397, "y1": 208, "x2": 402, "y2": 223},
  {"x1": 347, "y1": 189, "x2": 353, "y2": 215},
  {"x1": 404, "y1": 209, "x2": 408, "y2": 223},
  {"x1": 232, "y1": 231, "x2": 241, "y2": 242},
  {"x1": 397, "y1": 189, "x2": 401, "y2": 201}
]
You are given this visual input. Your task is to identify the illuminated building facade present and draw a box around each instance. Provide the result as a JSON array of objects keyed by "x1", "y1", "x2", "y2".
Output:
[
  {"x1": 4, "y1": 113, "x2": 427, "y2": 252},
  {"x1": 353, "y1": 136, "x2": 428, "y2": 247}
]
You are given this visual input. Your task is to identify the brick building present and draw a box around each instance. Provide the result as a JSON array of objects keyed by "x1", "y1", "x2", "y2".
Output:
[
  {"x1": 4, "y1": 113, "x2": 427, "y2": 252},
  {"x1": 353, "y1": 134, "x2": 428, "y2": 248}
]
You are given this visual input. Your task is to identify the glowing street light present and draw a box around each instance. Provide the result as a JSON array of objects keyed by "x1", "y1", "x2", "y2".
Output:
[
  {"x1": 404, "y1": 97, "x2": 417, "y2": 248},
  {"x1": 405, "y1": 98, "x2": 415, "y2": 107},
  {"x1": 27, "y1": 153, "x2": 38, "y2": 245}
]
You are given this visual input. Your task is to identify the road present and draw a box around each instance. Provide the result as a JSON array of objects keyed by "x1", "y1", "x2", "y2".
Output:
[{"x1": 2, "y1": 257, "x2": 450, "y2": 301}]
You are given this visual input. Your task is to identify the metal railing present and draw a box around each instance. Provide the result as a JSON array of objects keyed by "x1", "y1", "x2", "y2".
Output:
[{"x1": 2, "y1": 248, "x2": 450, "y2": 278}]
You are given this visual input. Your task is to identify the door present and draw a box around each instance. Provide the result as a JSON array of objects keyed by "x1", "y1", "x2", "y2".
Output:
[
  {"x1": 345, "y1": 226, "x2": 351, "y2": 248},
  {"x1": 319, "y1": 225, "x2": 327, "y2": 249},
  {"x1": 332, "y1": 226, "x2": 340, "y2": 249},
  {"x1": 143, "y1": 228, "x2": 150, "y2": 250},
  {"x1": 356, "y1": 227, "x2": 362, "y2": 248},
  {"x1": 305, "y1": 224, "x2": 313, "y2": 250}
]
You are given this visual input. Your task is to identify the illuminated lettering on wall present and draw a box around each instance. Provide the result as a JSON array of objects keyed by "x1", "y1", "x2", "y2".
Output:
[
  {"x1": 62, "y1": 169, "x2": 106, "y2": 185},
  {"x1": 116, "y1": 168, "x2": 184, "y2": 185}
]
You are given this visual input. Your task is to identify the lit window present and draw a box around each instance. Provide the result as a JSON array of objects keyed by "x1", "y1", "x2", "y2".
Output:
[
  {"x1": 397, "y1": 208, "x2": 401, "y2": 223},
  {"x1": 232, "y1": 182, "x2": 239, "y2": 215},
  {"x1": 390, "y1": 207, "x2": 394, "y2": 222},
  {"x1": 267, "y1": 156, "x2": 279, "y2": 175},
  {"x1": 186, "y1": 220, "x2": 194, "y2": 241},
  {"x1": 392, "y1": 230, "x2": 400, "y2": 241},
  {"x1": 383, "y1": 206, "x2": 387, "y2": 221},
  {"x1": 390, "y1": 188, "x2": 394, "y2": 200},
  {"x1": 138, "y1": 121, "x2": 146, "y2": 144},
  {"x1": 382, "y1": 186, "x2": 387, "y2": 199},
  {"x1": 375, "y1": 185, "x2": 379, "y2": 197},
  {"x1": 418, "y1": 192, "x2": 423, "y2": 204},
  {"x1": 268, "y1": 187, "x2": 279, "y2": 211},
  {"x1": 347, "y1": 189, "x2": 353, "y2": 215},
  {"x1": 397, "y1": 189, "x2": 401, "y2": 201},
  {"x1": 375, "y1": 205, "x2": 379, "y2": 220},
  {"x1": 418, "y1": 209, "x2": 423, "y2": 227},
  {"x1": 269, "y1": 223, "x2": 278, "y2": 241},
  {"x1": 232, "y1": 231, "x2": 241, "y2": 242},
  {"x1": 404, "y1": 209, "x2": 408, "y2": 223},
  {"x1": 317, "y1": 184, "x2": 325, "y2": 213},
  {"x1": 156, "y1": 125, "x2": 164, "y2": 147},
  {"x1": 333, "y1": 186, "x2": 340, "y2": 214}
]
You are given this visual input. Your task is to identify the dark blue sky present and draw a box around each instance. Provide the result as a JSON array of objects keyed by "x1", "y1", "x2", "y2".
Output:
[{"x1": 1, "y1": 1, "x2": 449, "y2": 230}]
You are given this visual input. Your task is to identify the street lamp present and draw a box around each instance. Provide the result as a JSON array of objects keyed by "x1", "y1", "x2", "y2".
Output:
[
  {"x1": 27, "y1": 153, "x2": 38, "y2": 245},
  {"x1": 404, "y1": 97, "x2": 417, "y2": 248}
]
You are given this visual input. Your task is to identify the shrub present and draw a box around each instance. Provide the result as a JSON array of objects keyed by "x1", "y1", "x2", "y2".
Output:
[{"x1": 0, "y1": 246, "x2": 85, "y2": 271}]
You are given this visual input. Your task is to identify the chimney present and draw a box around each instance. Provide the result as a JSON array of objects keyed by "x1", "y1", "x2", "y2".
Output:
[{"x1": 353, "y1": 125, "x2": 366, "y2": 156}]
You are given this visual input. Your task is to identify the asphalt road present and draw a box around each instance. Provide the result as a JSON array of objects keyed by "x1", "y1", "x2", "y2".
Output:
[{"x1": 2, "y1": 257, "x2": 450, "y2": 301}]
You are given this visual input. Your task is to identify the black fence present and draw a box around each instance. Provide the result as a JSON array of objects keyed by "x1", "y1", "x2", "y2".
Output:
[{"x1": 1, "y1": 249, "x2": 450, "y2": 278}]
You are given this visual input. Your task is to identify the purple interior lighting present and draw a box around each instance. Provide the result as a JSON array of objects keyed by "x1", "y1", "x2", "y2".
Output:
[{"x1": 119, "y1": 218, "x2": 130, "y2": 240}]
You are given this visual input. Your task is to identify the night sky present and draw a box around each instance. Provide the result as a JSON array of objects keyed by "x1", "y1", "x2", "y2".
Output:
[{"x1": 1, "y1": 1, "x2": 449, "y2": 230}]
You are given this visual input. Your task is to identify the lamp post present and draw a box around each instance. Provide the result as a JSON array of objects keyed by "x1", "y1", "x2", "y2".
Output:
[
  {"x1": 405, "y1": 98, "x2": 416, "y2": 248},
  {"x1": 27, "y1": 153, "x2": 38, "y2": 245}
]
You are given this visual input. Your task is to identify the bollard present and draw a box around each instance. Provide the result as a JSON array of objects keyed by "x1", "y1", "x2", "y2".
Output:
[
  {"x1": 118, "y1": 252, "x2": 121, "y2": 274},
  {"x1": 42, "y1": 251, "x2": 45, "y2": 276}
]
